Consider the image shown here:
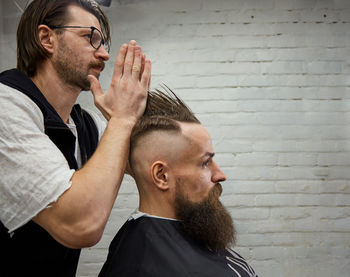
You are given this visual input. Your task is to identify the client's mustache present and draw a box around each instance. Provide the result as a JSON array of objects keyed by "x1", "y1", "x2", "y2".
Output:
[{"x1": 211, "y1": 183, "x2": 223, "y2": 199}]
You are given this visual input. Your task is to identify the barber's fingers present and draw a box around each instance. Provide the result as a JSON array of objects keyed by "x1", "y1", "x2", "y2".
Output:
[
  {"x1": 141, "y1": 59, "x2": 152, "y2": 89},
  {"x1": 111, "y1": 44, "x2": 128, "y2": 85},
  {"x1": 88, "y1": 75, "x2": 110, "y2": 120},
  {"x1": 140, "y1": 53, "x2": 146, "y2": 80},
  {"x1": 123, "y1": 40, "x2": 136, "y2": 78},
  {"x1": 88, "y1": 75, "x2": 103, "y2": 98},
  {"x1": 143, "y1": 55, "x2": 151, "y2": 90},
  {"x1": 131, "y1": 46, "x2": 142, "y2": 81},
  {"x1": 148, "y1": 66, "x2": 151, "y2": 91}
]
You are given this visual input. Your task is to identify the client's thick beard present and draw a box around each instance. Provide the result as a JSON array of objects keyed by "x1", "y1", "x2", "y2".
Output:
[{"x1": 174, "y1": 182, "x2": 236, "y2": 252}]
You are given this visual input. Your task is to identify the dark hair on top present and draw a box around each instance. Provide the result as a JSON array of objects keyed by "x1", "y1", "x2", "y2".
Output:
[
  {"x1": 16, "y1": 0, "x2": 110, "y2": 77},
  {"x1": 130, "y1": 86, "x2": 200, "y2": 151}
]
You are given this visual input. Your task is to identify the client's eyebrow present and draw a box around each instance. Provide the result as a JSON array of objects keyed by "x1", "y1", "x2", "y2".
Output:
[{"x1": 203, "y1": 152, "x2": 215, "y2": 159}]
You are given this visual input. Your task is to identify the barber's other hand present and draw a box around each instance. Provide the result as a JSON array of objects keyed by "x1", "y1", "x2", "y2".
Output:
[{"x1": 88, "y1": 40, "x2": 151, "y2": 123}]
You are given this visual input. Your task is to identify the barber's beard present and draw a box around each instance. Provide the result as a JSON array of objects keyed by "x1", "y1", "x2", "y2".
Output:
[
  {"x1": 54, "y1": 40, "x2": 104, "y2": 91},
  {"x1": 174, "y1": 182, "x2": 236, "y2": 252}
]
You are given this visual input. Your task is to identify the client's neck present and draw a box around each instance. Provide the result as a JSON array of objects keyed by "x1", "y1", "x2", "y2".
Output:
[{"x1": 139, "y1": 197, "x2": 176, "y2": 220}]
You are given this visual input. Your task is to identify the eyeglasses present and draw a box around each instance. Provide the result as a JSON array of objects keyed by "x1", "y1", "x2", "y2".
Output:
[{"x1": 50, "y1": 25, "x2": 110, "y2": 53}]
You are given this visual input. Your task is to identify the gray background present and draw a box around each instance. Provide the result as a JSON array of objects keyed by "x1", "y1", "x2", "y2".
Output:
[{"x1": 1, "y1": 0, "x2": 350, "y2": 276}]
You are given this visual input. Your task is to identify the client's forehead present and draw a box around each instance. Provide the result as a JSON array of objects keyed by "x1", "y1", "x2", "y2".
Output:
[{"x1": 177, "y1": 122, "x2": 213, "y2": 160}]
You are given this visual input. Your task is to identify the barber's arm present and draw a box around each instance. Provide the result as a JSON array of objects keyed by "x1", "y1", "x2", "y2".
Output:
[{"x1": 33, "y1": 41, "x2": 151, "y2": 249}]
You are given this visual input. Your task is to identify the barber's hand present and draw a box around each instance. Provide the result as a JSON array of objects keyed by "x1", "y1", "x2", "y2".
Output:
[{"x1": 88, "y1": 40, "x2": 151, "y2": 123}]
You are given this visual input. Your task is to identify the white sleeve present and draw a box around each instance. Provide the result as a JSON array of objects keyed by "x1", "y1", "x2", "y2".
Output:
[{"x1": 0, "y1": 83, "x2": 75, "y2": 232}]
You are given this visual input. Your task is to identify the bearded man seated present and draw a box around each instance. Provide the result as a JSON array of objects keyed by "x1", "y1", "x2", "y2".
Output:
[{"x1": 99, "y1": 88, "x2": 258, "y2": 277}]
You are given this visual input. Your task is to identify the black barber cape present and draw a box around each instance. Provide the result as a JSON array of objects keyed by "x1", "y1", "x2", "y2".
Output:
[{"x1": 99, "y1": 215, "x2": 258, "y2": 277}]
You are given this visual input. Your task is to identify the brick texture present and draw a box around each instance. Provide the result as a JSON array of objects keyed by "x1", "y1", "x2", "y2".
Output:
[{"x1": 1, "y1": 0, "x2": 349, "y2": 276}]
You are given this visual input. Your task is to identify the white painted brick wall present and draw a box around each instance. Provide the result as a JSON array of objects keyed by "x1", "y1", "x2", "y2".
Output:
[{"x1": 1, "y1": 0, "x2": 350, "y2": 276}]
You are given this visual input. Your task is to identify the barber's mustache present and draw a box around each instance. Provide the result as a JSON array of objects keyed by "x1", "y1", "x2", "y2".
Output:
[{"x1": 89, "y1": 61, "x2": 105, "y2": 71}]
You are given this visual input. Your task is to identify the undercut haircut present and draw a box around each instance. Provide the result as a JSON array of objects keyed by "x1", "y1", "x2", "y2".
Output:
[
  {"x1": 17, "y1": 0, "x2": 110, "y2": 77},
  {"x1": 130, "y1": 86, "x2": 200, "y2": 152}
]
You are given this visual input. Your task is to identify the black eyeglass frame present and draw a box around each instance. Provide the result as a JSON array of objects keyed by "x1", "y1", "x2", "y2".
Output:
[{"x1": 49, "y1": 25, "x2": 110, "y2": 53}]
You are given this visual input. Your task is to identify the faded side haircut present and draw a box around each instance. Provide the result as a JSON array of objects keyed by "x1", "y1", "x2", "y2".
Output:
[{"x1": 130, "y1": 86, "x2": 200, "y2": 152}]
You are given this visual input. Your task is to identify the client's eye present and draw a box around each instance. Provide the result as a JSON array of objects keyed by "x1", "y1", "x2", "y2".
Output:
[{"x1": 203, "y1": 159, "x2": 211, "y2": 167}]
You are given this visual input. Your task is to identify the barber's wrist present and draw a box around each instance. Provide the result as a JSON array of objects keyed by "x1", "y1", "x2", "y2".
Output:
[{"x1": 107, "y1": 116, "x2": 137, "y2": 131}]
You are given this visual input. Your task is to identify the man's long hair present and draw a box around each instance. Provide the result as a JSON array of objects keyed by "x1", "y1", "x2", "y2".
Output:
[{"x1": 17, "y1": 0, "x2": 110, "y2": 77}]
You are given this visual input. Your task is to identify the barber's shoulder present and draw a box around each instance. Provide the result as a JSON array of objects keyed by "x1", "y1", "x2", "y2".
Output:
[{"x1": 0, "y1": 83, "x2": 44, "y2": 129}]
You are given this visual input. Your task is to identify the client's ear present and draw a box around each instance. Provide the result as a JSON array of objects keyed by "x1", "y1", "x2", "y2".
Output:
[{"x1": 151, "y1": 161, "x2": 169, "y2": 191}]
